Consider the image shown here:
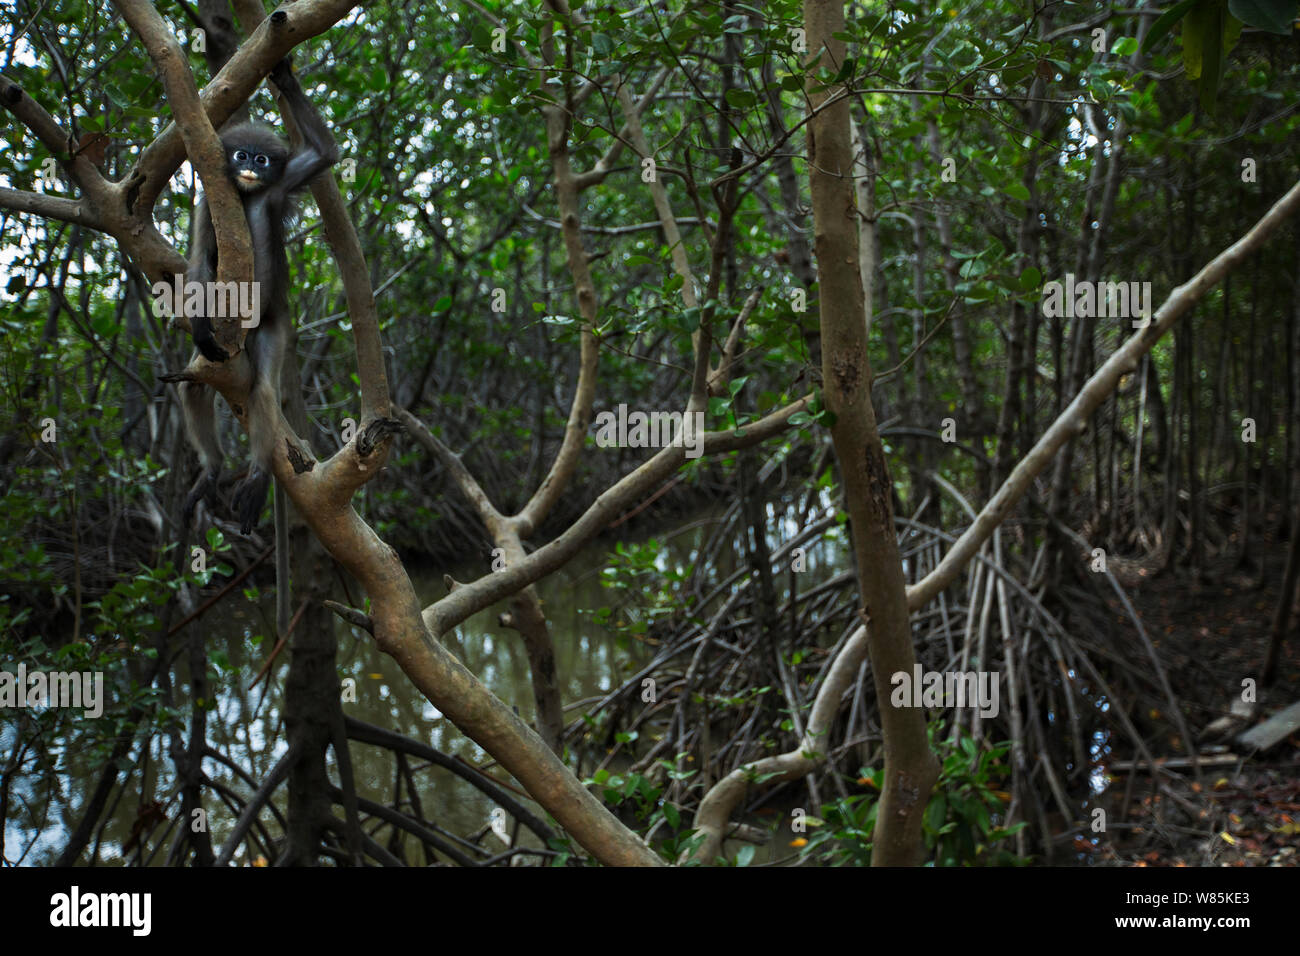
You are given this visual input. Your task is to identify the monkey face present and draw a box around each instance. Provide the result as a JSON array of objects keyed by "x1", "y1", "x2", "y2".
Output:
[{"x1": 227, "y1": 146, "x2": 284, "y2": 192}]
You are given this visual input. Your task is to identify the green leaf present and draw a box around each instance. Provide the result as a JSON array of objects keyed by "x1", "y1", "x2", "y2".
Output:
[
  {"x1": 1003, "y1": 183, "x2": 1030, "y2": 202},
  {"x1": 1140, "y1": 0, "x2": 1199, "y2": 53},
  {"x1": 926, "y1": 794, "x2": 948, "y2": 832},
  {"x1": 102, "y1": 84, "x2": 130, "y2": 110},
  {"x1": 1229, "y1": 0, "x2": 1298, "y2": 33},
  {"x1": 724, "y1": 88, "x2": 757, "y2": 109},
  {"x1": 735, "y1": 845, "x2": 756, "y2": 867},
  {"x1": 1019, "y1": 266, "x2": 1042, "y2": 291},
  {"x1": 1185, "y1": 0, "x2": 1228, "y2": 110}
]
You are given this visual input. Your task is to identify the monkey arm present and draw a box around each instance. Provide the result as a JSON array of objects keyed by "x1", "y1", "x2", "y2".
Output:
[{"x1": 270, "y1": 60, "x2": 340, "y2": 195}]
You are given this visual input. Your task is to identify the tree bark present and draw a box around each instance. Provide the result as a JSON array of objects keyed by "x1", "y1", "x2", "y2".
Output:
[{"x1": 804, "y1": 0, "x2": 938, "y2": 866}]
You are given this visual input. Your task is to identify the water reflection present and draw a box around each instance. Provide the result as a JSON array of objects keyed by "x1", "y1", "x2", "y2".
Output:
[{"x1": 12, "y1": 500, "x2": 852, "y2": 865}]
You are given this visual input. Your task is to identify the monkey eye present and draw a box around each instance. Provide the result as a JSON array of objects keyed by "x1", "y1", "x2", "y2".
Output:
[
  {"x1": 233, "y1": 149, "x2": 249, "y2": 162},
  {"x1": 254, "y1": 154, "x2": 269, "y2": 166}
]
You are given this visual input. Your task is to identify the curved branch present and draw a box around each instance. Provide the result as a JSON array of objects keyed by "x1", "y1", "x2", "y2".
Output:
[
  {"x1": 686, "y1": 625, "x2": 872, "y2": 862},
  {"x1": 906, "y1": 177, "x2": 1300, "y2": 612},
  {"x1": 344, "y1": 716, "x2": 557, "y2": 846},
  {"x1": 424, "y1": 393, "x2": 812, "y2": 636},
  {"x1": 126, "y1": 0, "x2": 357, "y2": 214},
  {"x1": 117, "y1": 0, "x2": 253, "y2": 306}
]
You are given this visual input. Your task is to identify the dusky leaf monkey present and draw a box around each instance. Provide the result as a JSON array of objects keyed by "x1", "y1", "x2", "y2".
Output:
[{"x1": 180, "y1": 58, "x2": 338, "y2": 533}]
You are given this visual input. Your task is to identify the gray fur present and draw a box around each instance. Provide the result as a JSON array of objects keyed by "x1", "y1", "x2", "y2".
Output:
[{"x1": 180, "y1": 63, "x2": 339, "y2": 533}]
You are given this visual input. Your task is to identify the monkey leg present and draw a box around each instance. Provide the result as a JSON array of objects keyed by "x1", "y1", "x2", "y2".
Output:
[
  {"x1": 185, "y1": 250, "x2": 230, "y2": 363},
  {"x1": 179, "y1": 375, "x2": 224, "y2": 523},
  {"x1": 231, "y1": 426, "x2": 273, "y2": 532},
  {"x1": 231, "y1": 353, "x2": 283, "y2": 534}
]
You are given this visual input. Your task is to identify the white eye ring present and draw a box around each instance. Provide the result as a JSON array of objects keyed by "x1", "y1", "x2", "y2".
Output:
[
  {"x1": 233, "y1": 149, "x2": 248, "y2": 162},
  {"x1": 254, "y1": 154, "x2": 269, "y2": 166}
]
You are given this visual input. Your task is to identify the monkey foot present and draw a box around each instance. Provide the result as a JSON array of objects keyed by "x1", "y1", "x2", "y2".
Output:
[
  {"x1": 355, "y1": 417, "x2": 406, "y2": 457},
  {"x1": 232, "y1": 469, "x2": 272, "y2": 534},
  {"x1": 182, "y1": 467, "x2": 222, "y2": 524},
  {"x1": 194, "y1": 336, "x2": 231, "y2": 363}
]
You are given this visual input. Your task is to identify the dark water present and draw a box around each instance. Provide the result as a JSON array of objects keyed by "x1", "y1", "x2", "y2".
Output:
[
  {"x1": 6, "y1": 498, "x2": 856, "y2": 865},
  {"x1": 4, "y1": 524, "x2": 702, "y2": 864}
]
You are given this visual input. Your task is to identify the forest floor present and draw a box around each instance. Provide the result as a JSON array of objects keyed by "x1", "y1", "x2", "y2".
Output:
[{"x1": 1096, "y1": 523, "x2": 1299, "y2": 867}]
